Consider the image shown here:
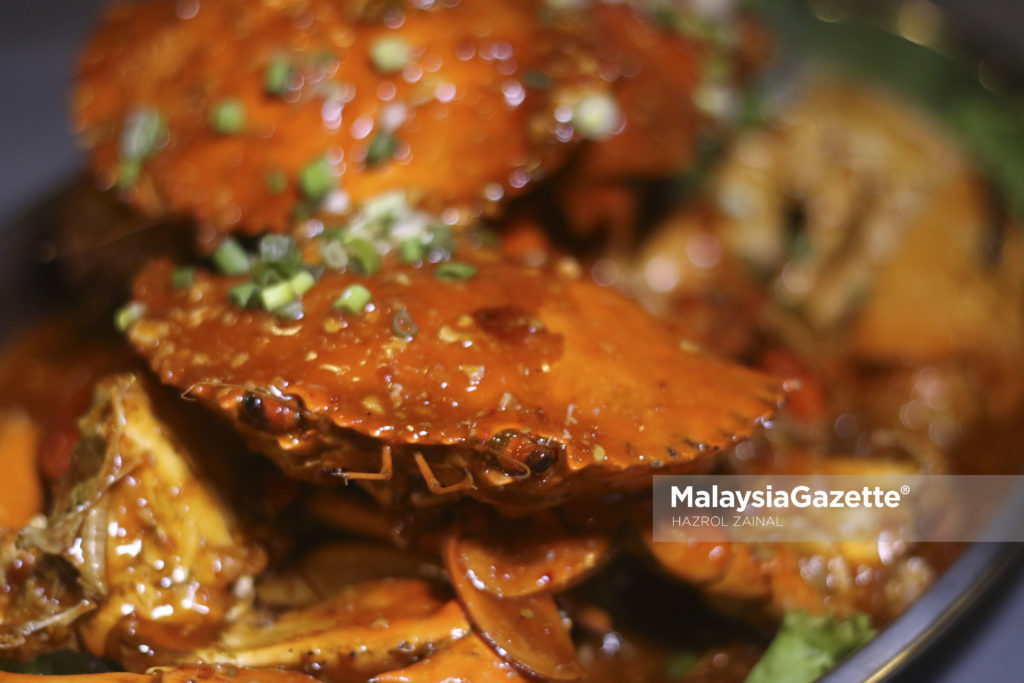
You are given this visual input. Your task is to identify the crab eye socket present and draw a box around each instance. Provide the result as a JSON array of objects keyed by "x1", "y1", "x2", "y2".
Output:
[
  {"x1": 238, "y1": 391, "x2": 304, "y2": 434},
  {"x1": 525, "y1": 447, "x2": 559, "y2": 474}
]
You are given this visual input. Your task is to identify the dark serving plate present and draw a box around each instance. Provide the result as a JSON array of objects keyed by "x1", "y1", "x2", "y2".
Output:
[{"x1": 2, "y1": 2, "x2": 1024, "y2": 682}]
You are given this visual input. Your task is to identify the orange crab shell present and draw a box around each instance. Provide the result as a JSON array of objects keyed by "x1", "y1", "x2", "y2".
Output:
[
  {"x1": 127, "y1": 253, "x2": 783, "y2": 505},
  {"x1": 73, "y1": 0, "x2": 602, "y2": 237}
]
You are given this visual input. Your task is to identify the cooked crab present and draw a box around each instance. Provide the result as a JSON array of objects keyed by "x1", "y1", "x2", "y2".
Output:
[
  {"x1": 122, "y1": 247, "x2": 783, "y2": 508},
  {"x1": 74, "y1": 0, "x2": 635, "y2": 239}
]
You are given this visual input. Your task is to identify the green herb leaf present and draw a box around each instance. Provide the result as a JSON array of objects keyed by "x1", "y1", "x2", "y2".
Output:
[
  {"x1": 210, "y1": 98, "x2": 246, "y2": 134},
  {"x1": 744, "y1": 612, "x2": 875, "y2": 683},
  {"x1": 391, "y1": 309, "x2": 418, "y2": 340},
  {"x1": 212, "y1": 238, "x2": 251, "y2": 276},
  {"x1": 425, "y1": 224, "x2": 456, "y2": 261},
  {"x1": 289, "y1": 270, "x2": 316, "y2": 298},
  {"x1": 119, "y1": 106, "x2": 166, "y2": 162},
  {"x1": 299, "y1": 156, "x2": 336, "y2": 202},
  {"x1": 265, "y1": 57, "x2": 293, "y2": 97},
  {"x1": 171, "y1": 266, "x2": 196, "y2": 290},
  {"x1": 334, "y1": 284, "x2": 372, "y2": 314},
  {"x1": 260, "y1": 280, "x2": 296, "y2": 312},
  {"x1": 399, "y1": 238, "x2": 425, "y2": 264},
  {"x1": 273, "y1": 299, "x2": 305, "y2": 320},
  {"x1": 259, "y1": 234, "x2": 297, "y2": 264},
  {"x1": 370, "y1": 36, "x2": 410, "y2": 74},
  {"x1": 320, "y1": 239, "x2": 350, "y2": 270},
  {"x1": 114, "y1": 302, "x2": 145, "y2": 332},
  {"x1": 435, "y1": 261, "x2": 477, "y2": 281},
  {"x1": 366, "y1": 131, "x2": 399, "y2": 167},
  {"x1": 228, "y1": 282, "x2": 259, "y2": 308},
  {"x1": 344, "y1": 236, "x2": 382, "y2": 275}
]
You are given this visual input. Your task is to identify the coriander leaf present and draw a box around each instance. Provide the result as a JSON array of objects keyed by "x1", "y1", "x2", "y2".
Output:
[{"x1": 744, "y1": 611, "x2": 875, "y2": 683}]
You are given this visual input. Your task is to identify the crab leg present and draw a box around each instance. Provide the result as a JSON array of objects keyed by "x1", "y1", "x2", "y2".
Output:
[
  {"x1": 414, "y1": 452, "x2": 475, "y2": 495},
  {"x1": 337, "y1": 445, "x2": 394, "y2": 483}
]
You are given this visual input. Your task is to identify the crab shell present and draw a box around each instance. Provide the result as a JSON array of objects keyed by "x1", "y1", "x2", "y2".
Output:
[
  {"x1": 73, "y1": 0, "x2": 606, "y2": 237},
  {"x1": 126, "y1": 252, "x2": 784, "y2": 508}
]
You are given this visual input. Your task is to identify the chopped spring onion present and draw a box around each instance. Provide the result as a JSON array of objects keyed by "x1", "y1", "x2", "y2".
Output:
[
  {"x1": 260, "y1": 280, "x2": 296, "y2": 312},
  {"x1": 299, "y1": 156, "x2": 335, "y2": 202},
  {"x1": 265, "y1": 57, "x2": 292, "y2": 97},
  {"x1": 267, "y1": 168, "x2": 287, "y2": 194},
  {"x1": 320, "y1": 239, "x2": 349, "y2": 270},
  {"x1": 273, "y1": 300, "x2": 304, "y2": 321},
  {"x1": 369, "y1": 36, "x2": 410, "y2": 74},
  {"x1": 251, "y1": 261, "x2": 285, "y2": 287},
  {"x1": 333, "y1": 284, "x2": 372, "y2": 314},
  {"x1": 391, "y1": 309, "x2": 418, "y2": 340},
  {"x1": 399, "y1": 239, "x2": 425, "y2": 264},
  {"x1": 259, "y1": 234, "x2": 296, "y2": 264},
  {"x1": 425, "y1": 224, "x2": 455, "y2": 260},
  {"x1": 171, "y1": 266, "x2": 196, "y2": 290},
  {"x1": 119, "y1": 107, "x2": 165, "y2": 162},
  {"x1": 114, "y1": 302, "x2": 145, "y2": 332},
  {"x1": 572, "y1": 92, "x2": 622, "y2": 141},
  {"x1": 210, "y1": 98, "x2": 246, "y2": 134},
  {"x1": 435, "y1": 261, "x2": 477, "y2": 281},
  {"x1": 117, "y1": 106, "x2": 165, "y2": 186},
  {"x1": 228, "y1": 282, "x2": 259, "y2": 308},
  {"x1": 289, "y1": 270, "x2": 316, "y2": 297},
  {"x1": 365, "y1": 132, "x2": 399, "y2": 167},
  {"x1": 212, "y1": 238, "x2": 251, "y2": 276},
  {"x1": 344, "y1": 236, "x2": 382, "y2": 275}
]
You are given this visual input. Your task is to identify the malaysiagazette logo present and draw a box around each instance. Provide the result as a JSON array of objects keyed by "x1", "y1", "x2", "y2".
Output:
[{"x1": 670, "y1": 483, "x2": 907, "y2": 513}]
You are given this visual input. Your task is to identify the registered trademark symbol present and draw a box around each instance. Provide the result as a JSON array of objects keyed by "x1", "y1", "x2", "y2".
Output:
[{"x1": 900, "y1": 484, "x2": 911, "y2": 495}]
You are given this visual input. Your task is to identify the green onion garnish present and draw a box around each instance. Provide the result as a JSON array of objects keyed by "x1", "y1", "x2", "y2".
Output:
[
  {"x1": 210, "y1": 98, "x2": 246, "y2": 134},
  {"x1": 365, "y1": 132, "x2": 399, "y2": 167},
  {"x1": 333, "y1": 284, "x2": 372, "y2": 314},
  {"x1": 259, "y1": 234, "x2": 296, "y2": 264},
  {"x1": 425, "y1": 224, "x2": 455, "y2": 260},
  {"x1": 320, "y1": 239, "x2": 349, "y2": 270},
  {"x1": 114, "y1": 302, "x2": 145, "y2": 332},
  {"x1": 251, "y1": 261, "x2": 285, "y2": 287},
  {"x1": 344, "y1": 236, "x2": 381, "y2": 275},
  {"x1": 228, "y1": 282, "x2": 259, "y2": 308},
  {"x1": 435, "y1": 261, "x2": 477, "y2": 281},
  {"x1": 391, "y1": 309, "x2": 418, "y2": 340},
  {"x1": 273, "y1": 300, "x2": 304, "y2": 320},
  {"x1": 117, "y1": 107, "x2": 165, "y2": 187},
  {"x1": 289, "y1": 270, "x2": 316, "y2": 298},
  {"x1": 119, "y1": 107, "x2": 166, "y2": 162},
  {"x1": 265, "y1": 57, "x2": 292, "y2": 97},
  {"x1": 399, "y1": 239, "x2": 425, "y2": 264},
  {"x1": 171, "y1": 267, "x2": 196, "y2": 290},
  {"x1": 260, "y1": 280, "x2": 296, "y2": 312},
  {"x1": 369, "y1": 36, "x2": 410, "y2": 74},
  {"x1": 212, "y1": 238, "x2": 251, "y2": 276},
  {"x1": 298, "y1": 156, "x2": 335, "y2": 202},
  {"x1": 267, "y1": 168, "x2": 287, "y2": 194},
  {"x1": 117, "y1": 160, "x2": 142, "y2": 188}
]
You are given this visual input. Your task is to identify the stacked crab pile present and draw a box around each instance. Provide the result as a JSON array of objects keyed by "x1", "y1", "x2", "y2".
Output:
[{"x1": 8, "y1": 0, "x2": 1019, "y2": 681}]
